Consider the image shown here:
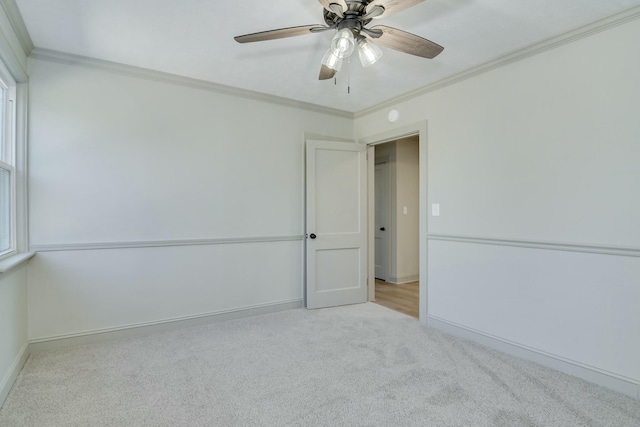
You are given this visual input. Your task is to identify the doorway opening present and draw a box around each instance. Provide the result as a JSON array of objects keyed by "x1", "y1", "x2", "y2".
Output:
[{"x1": 370, "y1": 136, "x2": 420, "y2": 318}]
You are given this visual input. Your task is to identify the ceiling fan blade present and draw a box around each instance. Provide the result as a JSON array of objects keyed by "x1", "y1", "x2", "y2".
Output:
[
  {"x1": 366, "y1": 0, "x2": 425, "y2": 19},
  {"x1": 369, "y1": 25, "x2": 443, "y2": 59},
  {"x1": 319, "y1": 64, "x2": 337, "y2": 80},
  {"x1": 234, "y1": 25, "x2": 326, "y2": 43},
  {"x1": 361, "y1": 5, "x2": 385, "y2": 20},
  {"x1": 310, "y1": 26, "x2": 334, "y2": 34},
  {"x1": 317, "y1": 0, "x2": 348, "y2": 17}
]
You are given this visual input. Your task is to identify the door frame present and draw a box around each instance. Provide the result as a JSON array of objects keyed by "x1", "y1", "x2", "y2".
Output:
[{"x1": 360, "y1": 121, "x2": 428, "y2": 323}]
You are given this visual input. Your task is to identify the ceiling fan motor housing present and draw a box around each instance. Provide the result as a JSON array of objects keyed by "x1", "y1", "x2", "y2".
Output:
[{"x1": 323, "y1": 1, "x2": 374, "y2": 36}]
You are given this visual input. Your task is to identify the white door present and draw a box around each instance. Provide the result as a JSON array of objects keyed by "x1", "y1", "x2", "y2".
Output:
[
  {"x1": 306, "y1": 140, "x2": 368, "y2": 309},
  {"x1": 374, "y1": 162, "x2": 390, "y2": 281}
]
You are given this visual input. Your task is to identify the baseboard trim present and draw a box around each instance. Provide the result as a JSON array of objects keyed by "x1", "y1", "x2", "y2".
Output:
[
  {"x1": 0, "y1": 342, "x2": 29, "y2": 410},
  {"x1": 30, "y1": 299, "x2": 304, "y2": 352},
  {"x1": 427, "y1": 315, "x2": 640, "y2": 400},
  {"x1": 388, "y1": 275, "x2": 419, "y2": 284}
]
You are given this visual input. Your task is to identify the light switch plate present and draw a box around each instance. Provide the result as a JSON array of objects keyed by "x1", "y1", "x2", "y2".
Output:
[{"x1": 432, "y1": 203, "x2": 440, "y2": 216}]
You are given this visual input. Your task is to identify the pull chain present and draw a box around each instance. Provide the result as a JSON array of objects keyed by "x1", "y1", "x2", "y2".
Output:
[
  {"x1": 347, "y1": 56, "x2": 351, "y2": 94},
  {"x1": 331, "y1": 57, "x2": 351, "y2": 94}
]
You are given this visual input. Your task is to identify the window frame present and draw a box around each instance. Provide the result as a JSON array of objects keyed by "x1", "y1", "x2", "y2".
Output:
[{"x1": 0, "y1": 62, "x2": 17, "y2": 260}]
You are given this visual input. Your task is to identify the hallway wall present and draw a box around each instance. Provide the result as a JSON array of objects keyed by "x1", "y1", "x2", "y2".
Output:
[{"x1": 374, "y1": 138, "x2": 419, "y2": 284}]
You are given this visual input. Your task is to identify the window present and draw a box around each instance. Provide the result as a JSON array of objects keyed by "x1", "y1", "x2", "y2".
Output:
[{"x1": 0, "y1": 63, "x2": 16, "y2": 259}]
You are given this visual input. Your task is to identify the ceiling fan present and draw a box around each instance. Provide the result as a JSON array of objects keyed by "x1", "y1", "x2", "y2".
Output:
[{"x1": 234, "y1": 0, "x2": 444, "y2": 80}]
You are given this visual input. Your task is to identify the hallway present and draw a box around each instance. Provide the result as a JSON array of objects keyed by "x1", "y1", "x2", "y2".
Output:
[{"x1": 374, "y1": 279, "x2": 419, "y2": 318}]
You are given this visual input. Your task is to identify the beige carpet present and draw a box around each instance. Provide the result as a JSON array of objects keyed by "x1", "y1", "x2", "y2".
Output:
[{"x1": 1, "y1": 303, "x2": 638, "y2": 426}]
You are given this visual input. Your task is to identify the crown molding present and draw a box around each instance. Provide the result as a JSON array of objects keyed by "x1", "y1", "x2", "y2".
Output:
[
  {"x1": 29, "y1": 47, "x2": 354, "y2": 119},
  {"x1": 355, "y1": 5, "x2": 640, "y2": 118},
  {"x1": 0, "y1": 0, "x2": 33, "y2": 56},
  {"x1": 23, "y1": 5, "x2": 640, "y2": 119},
  {"x1": 0, "y1": 0, "x2": 27, "y2": 81}
]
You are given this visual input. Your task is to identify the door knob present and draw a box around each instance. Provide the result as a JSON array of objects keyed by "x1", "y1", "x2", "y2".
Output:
[
  {"x1": 310, "y1": 233, "x2": 317, "y2": 239},
  {"x1": 380, "y1": 227, "x2": 385, "y2": 231}
]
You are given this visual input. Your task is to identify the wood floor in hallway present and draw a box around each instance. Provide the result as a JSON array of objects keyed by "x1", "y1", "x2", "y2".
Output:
[{"x1": 374, "y1": 279, "x2": 419, "y2": 319}]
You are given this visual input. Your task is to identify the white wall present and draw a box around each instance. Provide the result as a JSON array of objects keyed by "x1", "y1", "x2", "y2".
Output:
[
  {"x1": 0, "y1": 265, "x2": 28, "y2": 405},
  {"x1": 26, "y1": 58, "x2": 354, "y2": 340},
  {"x1": 355, "y1": 17, "x2": 640, "y2": 386}
]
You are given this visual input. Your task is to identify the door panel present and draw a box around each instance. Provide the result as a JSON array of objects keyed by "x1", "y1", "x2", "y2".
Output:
[
  {"x1": 315, "y1": 149, "x2": 361, "y2": 233},
  {"x1": 306, "y1": 140, "x2": 368, "y2": 309},
  {"x1": 316, "y1": 248, "x2": 361, "y2": 292}
]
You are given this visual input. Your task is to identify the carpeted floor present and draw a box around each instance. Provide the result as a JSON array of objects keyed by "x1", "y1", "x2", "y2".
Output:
[{"x1": 1, "y1": 303, "x2": 638, "y2": 426}]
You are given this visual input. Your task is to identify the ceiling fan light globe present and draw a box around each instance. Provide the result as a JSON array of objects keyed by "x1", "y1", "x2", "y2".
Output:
[
  {"x1": 358, "y1": 38, "x2": 383, "y2": 67},
  {"x1": 330, "y1": 28, "x2": 356, "y2": 58},
  {"x1": 321, "y1": 49, "x2": 343, "y2": 71}
]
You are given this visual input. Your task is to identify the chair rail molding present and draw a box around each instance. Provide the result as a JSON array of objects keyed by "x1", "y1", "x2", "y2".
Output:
[
  {"x1": 427, "y1": 234, "x2": 640, "y2": 258},
  {"x1": 30, "y1": 235, "x2": 305, "y2": 253}
]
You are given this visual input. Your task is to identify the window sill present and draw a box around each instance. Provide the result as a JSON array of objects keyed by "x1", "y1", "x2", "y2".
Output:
[{"x1": 0, "y1": 252, "x2": 35, "y2": 274}]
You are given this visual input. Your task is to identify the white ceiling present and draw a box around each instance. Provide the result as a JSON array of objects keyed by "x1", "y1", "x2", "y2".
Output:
[{"x1": 14, "y1": 0, "x2": 640, "y2": 113}]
